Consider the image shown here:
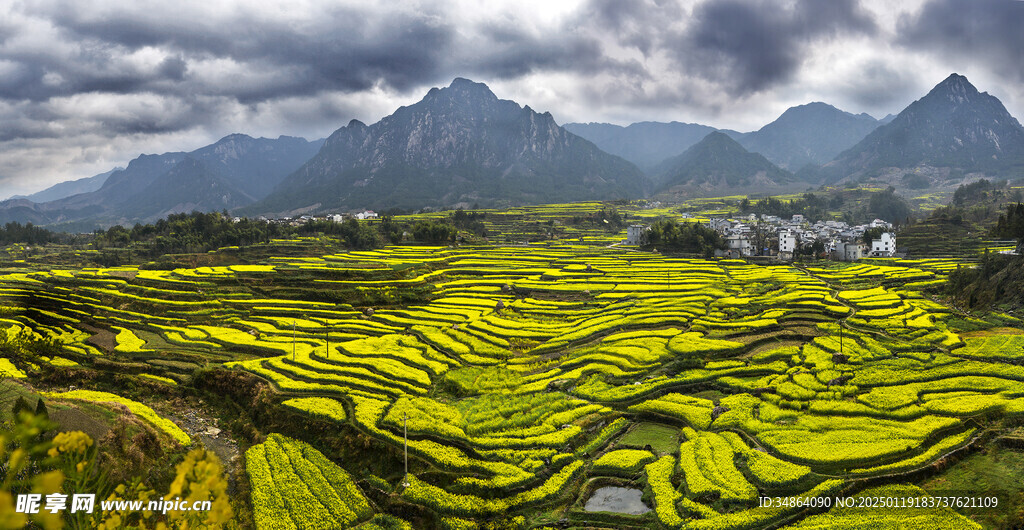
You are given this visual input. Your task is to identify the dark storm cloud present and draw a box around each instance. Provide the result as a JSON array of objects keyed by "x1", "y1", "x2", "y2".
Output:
[
  {"x1": 835, "y1": 61, "x2": 924, "y2": 111},
  {"x1": 0, "y1": 36, "x2": 181, "y2": 101},
  {"x1": 158, "y1": 56, "x2": 188, "y2": 82},
  {"x1": 1, "y1": 0, "x2": 1020, "y2": 198},
  {"x1": 19, "y1": 4, "x2": 455, "y2": 102},
  {"x1": 462, "y1": 22, "x2": 646, "y2": 81},
  {"x1": 579, "y1": 0, "x2": 681, "y2": 56},
  {"x1": 677, "y1": 0, "x2": 877, "y2": 96},
  {"x1": 24, "y1": 1, "x2": 646, "y2": 107},
  {"x1": 1, "y1": 0, "x2": 880, "y2": 120},
  {"x1": 897, "y1": 0, "x2": 1024, "y2": 82}
]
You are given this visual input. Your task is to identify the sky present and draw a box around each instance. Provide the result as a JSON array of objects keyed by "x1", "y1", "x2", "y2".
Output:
[{"x1": 1, "y1": 0, "x2": 1022, "y2": 198}]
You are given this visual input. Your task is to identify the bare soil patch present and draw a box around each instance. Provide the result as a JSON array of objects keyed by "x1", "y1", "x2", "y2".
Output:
[{"x1": 80, "y1": 323, "x2": 116, "y2": 352}]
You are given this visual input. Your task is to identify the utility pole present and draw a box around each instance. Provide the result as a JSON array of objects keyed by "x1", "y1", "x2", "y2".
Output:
[
  {"x1": 403, "y1": 411, "x2": 409, "y2": 487},
  {"x1": 839, "y1": 321, "x2": 843, "y2": 355},
  {"x1": 292, "y1": 321, "x2": 296, "y2": 361},
  {"x1": 326, "y1": 327, "x2": 330, "y2": 358}
]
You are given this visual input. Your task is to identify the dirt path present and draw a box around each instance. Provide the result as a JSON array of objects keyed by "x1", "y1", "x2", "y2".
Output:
[{"x1": 165, "y1": 408, "x2": 241, "y2": 477}]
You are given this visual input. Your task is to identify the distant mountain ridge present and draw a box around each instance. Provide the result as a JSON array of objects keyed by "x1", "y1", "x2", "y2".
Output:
[
  {"x1": 249, "y1": 78, "x2": 647, "y2": 215},
  {"x1": 653, "y1": 132, "x2": 796, "y2": 196},
  {"x1": 12, "y1": 168, "x2": 122, "y2": 203},
  {"x1": 0, "y1": 134, "x2": 324, "y2": 227},
  {"x1": 188, "y1": 134, "x2": 325, "y2": 200},
  {"x1": 118, "y1": 157, "x2": 256, "y2": 222},
  {"x1": 561, "y1": 121, "x2": 725, "y2": 172},
  {"x1": 565, "y1": 103, "x2": 885, "y2": 174},
  {"x1": 735, "y1": 102, "x2": 883, "y2": 171}
]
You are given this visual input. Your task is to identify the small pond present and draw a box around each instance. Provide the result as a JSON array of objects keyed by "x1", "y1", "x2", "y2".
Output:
[{"x1": 583, "y1": 486, "x2": 651, "y2": 515}]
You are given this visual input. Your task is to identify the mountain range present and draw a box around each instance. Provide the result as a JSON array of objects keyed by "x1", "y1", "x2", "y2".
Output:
[
  {"x1": 4, "y1": 73, "x2": 1023, "y2": 228},
  {"x1": 565, "y1": 102, "x2": 889, "y2": 173},
  {"x1": 247, "y1": 78, "x2": 646, "y2": 215},
  {"x1": 0, "y1": 134, "x2": 323, "y2": 225}
]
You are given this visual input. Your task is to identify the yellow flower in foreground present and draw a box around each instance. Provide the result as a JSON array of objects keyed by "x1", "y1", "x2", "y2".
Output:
[{"x1": 48, "y1": 431, "x2": 93, "y2": 458}]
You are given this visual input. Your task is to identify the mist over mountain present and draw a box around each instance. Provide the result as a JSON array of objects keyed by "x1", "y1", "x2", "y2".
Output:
[
  {"x1": 188, "y1": 134, "x2": 325, "y2": 200},
  {"x1": 250, "y1": 78, "x2": 647, "y2": 215},
  {"x1": 814, "y1": 74, "x2": 1024, "y2": 184}
]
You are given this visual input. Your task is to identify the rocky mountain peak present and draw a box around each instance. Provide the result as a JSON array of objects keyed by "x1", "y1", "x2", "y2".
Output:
[
  {"x1": 735, "y1": 102, "x2": 883, "y2": 170},
  {"x1": 930, "y1": 73, "x2": 978, "y2": 106},
  {"x1": 419, "y1": 77, "x2": 501, "y2": 107},
  {"x1": 700, "y1": 131, "x2": 736, "y2": 144},
  {"x1": 448, "y1": 77, "x2": 493, "y2": 92},
  {"x1": 815, "y1": 73, "x2": 1024, "y2": 182},
  {"x1": 219, "y1": 133, "x2": 253, "y2": 142},
  {"x1": 211, "y1": 134, "x2": 256, "y2": 159}
]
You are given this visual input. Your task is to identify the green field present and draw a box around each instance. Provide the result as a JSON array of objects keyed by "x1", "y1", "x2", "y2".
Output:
[{"x1": 616, "y1": 423, "x2": 682, "y2": 456}]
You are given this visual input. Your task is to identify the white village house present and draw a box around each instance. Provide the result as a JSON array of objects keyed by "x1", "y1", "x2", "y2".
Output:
[
  {"x1": 725, "y1": 235, "x2": 753, "y2": 257},
  {"x1": 626, "y1": 225, "x2": 648, "y2": 245},
  {"x1": 833, "y1": 241, "x2": 864, "y2": 261},
  {"x1": 778, "y1": 230, "x2": 797, "y2": 260},
  {"x1": 871, "y1": 232, "x2": 896, "y2": 257}
]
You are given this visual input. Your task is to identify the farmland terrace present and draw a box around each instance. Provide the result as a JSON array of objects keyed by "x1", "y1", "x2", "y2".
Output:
[{"x1": 2, "y1": 241, "x2": 1021, "y2": 528}]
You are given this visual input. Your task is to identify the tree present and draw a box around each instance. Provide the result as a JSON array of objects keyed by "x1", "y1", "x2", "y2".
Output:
[
  {"x1": 901, "y1": 173, "x2": 930, "y2": 189},
  {"x1": 640, "y1": 219, "x2": 725, "y2": 257},
  {"x1": 411, "y1": 221, "x2": 456, "y2": 244},
  {"x1": 862, "y1": 227, "x2": 886, "y2": 246},
  {"x1": 797, "y1": 240, "x2": 826, "y2": 258},
  {"x1": 34, "y1": 398, "x2": 48, "y2": 420},
  {"x1": 993, "y1": 203, "x2": 1024, "y2": 242},
  {"x1": 749, "y1": 223, "x2": 771, "y2": 256},
  {"x1": 867, "y1": 188, "x2": 911, "y2": 225},
  {"x1": 952, "y1": 179, "x2": 992, "y2": 206},
  {"x1": 0, "y1": 222, "x2": 62, "y2": 245},
  {"x1": 11, "y1": 396, "x2": 31, "y2": 417}
]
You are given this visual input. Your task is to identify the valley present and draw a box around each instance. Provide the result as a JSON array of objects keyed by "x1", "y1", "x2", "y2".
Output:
[{"x1": 2, "y1": 198, "x2": 1024, "y2": 528}]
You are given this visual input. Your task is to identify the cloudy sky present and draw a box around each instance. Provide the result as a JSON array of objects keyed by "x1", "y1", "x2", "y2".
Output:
[{"x1": 1, "y1": 0, "x2": 1022, "y2": 198}]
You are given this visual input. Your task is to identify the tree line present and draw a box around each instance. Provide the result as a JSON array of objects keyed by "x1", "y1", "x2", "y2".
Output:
[
  {"x1": 739, "y1": 193, "x2": 839, "y2": 222},
  {"x1": 0, "y1": 210, "x2": 497, "y2": 259},
  {"x1": 739, "y1": 188, "x2": 912, "y2": 227},
  {"x1": 0, "y1": 222, "x2": 66, "y2": 245},
  {"x1": 993, "y1": 202, "x2": 1024, "y2": 243}
]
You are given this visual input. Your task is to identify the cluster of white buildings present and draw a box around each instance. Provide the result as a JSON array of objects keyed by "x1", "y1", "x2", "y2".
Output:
[
  {"x1": 717, "y1": 213, "x2": 897, "y2": 260},
  {"x1": 250, "y1": 210, "x2": 379, "y2": 226},
  {"x1": 627, "y1": 213, "x2": 899, "y2": 261}
]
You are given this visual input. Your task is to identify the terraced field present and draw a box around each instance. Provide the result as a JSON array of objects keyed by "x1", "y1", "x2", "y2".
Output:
[{"x1": 2, "y1": 242, "x2": 1019, "y2": 528}]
